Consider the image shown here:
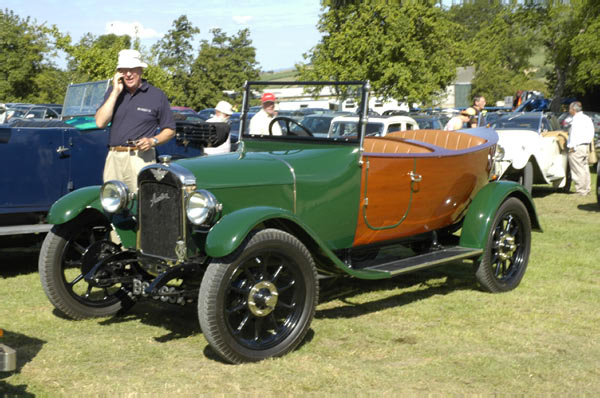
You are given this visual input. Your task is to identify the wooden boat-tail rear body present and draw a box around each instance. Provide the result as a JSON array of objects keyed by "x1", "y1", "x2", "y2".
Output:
[{"x1": 354, "y1": 128, "x2": 497, "y2": 246}]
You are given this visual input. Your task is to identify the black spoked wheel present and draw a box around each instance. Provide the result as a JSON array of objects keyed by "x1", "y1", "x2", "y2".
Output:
[
  {"x1": 199, "y1": 228, "x2": 318, "y2": 364},
  {"x1": 39, "y1": 212, "x2": 125, "y2": 319},
  {"x1": 475, "y1": 198, "x2": 531, "y2": 293}
]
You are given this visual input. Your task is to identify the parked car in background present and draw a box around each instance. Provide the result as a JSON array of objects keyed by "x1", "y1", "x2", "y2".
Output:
[
  {"x1": 39, "y1": 80, "x2": 539, "y2": 364},
  {"x1": 290, "y1": 112, "x2": 353, "y2": 137},
  {"x1": 328, "y1": 115, "x2": 419, "y2": 137},
  {"x1": 171, "y1": 106, "x2": 204, "y2": 122},
  {"x1": 197, "y1": 108, "x2": 215, "y2": 120},
  {"x1": 491, "y1": 112, "x2": 569, "y2": 192},
  {"x1": 408, "y1": 114, "x2": 445, "y2": 130},
  {"x1": 0, "y1": 81, "x2": 220, "y2": 236}
]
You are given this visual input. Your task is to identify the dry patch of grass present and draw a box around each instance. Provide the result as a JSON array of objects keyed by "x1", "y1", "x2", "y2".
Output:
[{"x1": 2, "y1": 177, "x2": 600, "y2": 395}]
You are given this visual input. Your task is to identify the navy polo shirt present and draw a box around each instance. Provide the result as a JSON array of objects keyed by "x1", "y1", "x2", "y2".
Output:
[{"x1": 101, "y1": 80, "x2": 175, "y2": 146}]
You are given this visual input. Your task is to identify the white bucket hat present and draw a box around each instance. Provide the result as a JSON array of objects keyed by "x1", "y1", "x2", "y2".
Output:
[
  {"x1": 117, "y1": 49, "x2": 148, "y2": 69},
  {"x1": 215, "y1": 100, "x2": 233, "y2": 115}
]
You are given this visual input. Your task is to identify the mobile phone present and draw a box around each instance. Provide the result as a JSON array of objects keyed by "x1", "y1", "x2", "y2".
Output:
[{"x1": 126, "y1": 139, "x2": 137, "y2": 146}]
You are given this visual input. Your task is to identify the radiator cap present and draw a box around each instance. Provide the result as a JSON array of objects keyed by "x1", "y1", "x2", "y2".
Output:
[{"x1": 158, "y1": 155, "x2": 172, "y2": 165}]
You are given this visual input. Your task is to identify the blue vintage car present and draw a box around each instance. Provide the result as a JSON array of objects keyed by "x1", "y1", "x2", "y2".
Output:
[{"x1": 0, "y1": 81, "x2": 219, "y2": 236}]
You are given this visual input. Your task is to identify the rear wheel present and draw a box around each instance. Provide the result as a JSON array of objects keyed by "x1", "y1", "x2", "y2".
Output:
[
  {"x1": 198, "y1": 229, "x2": 318, "y2": 363},
  {"x1": 39, "y1": 213, "x2": 125, "y2": 319},
  {"x1": 475, "y1": 198, "x2": 531, "y2": 293}
]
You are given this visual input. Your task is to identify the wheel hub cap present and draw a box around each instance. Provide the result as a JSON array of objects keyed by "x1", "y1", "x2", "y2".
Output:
[
  {"x1": 247, "y1": 281, "x2": 278, "y2": 317},
  {"x1": 498, "y1": 233, "x2": 516, "y2": 261}
]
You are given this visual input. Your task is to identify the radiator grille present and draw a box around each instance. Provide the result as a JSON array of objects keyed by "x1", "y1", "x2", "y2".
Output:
[{"x1": 139, "y1": 180, "x2": 183, "y2": 259}]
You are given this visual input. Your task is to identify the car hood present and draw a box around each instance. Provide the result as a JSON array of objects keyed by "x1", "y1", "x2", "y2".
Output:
[
  {"x1": 496, "y1": 129, "x2": 540, "y2": 159},
  {"x1": 175, "y1": 151, "x2": 294, "y2": 189}
]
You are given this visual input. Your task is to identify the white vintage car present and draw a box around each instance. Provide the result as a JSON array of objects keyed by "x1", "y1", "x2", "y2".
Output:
[
  {"x1": 328, "y1": 115, "x2": 419, "y2": 137},
  {"x1": 491, "y1": 112, "x2": 570, "y2": 192}
]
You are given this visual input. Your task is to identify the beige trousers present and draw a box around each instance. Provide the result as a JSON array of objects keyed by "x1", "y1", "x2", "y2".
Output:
[
  {"x1": 103, "y1": 148, "x2": 155, "y2": 192},
  {"x1": 568, "y1": 145, "x2": 591, "y2": 195}
]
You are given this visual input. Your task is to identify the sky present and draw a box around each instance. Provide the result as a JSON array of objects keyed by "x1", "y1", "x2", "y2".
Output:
[{"x1": 5, "y1": 0, "x2": 323, "y2": 72}]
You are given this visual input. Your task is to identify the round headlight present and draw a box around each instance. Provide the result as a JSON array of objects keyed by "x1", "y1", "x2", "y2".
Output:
[
  {"x1": 186, "y1": 190, "x2": 220, "y2": 226},
  {"x1": 100, "y1": 181, "x2": 130, "y2": 213}
]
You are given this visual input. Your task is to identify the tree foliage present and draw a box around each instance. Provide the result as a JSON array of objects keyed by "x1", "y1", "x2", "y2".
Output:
[
  {"x1": 150, "y1": 15, "x2": 199, "y2": 105},
  {"x1": 0, "y1": 9, "x2": 67, "y2": 102},
  {"x1": 298, "y1": 2, "x2": 465, "y2": 105},
  {"x1": 187, "y1": 28, "x2": 260, "y2": 110}
]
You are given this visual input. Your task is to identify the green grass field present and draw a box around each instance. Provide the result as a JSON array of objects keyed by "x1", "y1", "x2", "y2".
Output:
[{"x1": 1, "y1": 176, "x2": 599, "y2": 395}]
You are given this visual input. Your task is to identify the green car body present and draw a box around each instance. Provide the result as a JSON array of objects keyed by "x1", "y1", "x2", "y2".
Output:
[{"x1": 40, "y1": 81, "x2": 541, "y2": 364}]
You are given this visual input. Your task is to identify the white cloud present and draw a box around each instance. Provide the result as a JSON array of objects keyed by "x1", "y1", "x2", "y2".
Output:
[
  {"x1": 232, "y1": 15, "x2": 253, "y2": 25},
  {"x1": 106, "y1": 21, "x2": 160, "y2": 39}
]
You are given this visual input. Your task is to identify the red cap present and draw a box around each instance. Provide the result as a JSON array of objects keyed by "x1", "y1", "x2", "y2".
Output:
[{"x1": 261, "y1": 92, "x2": 276, "y2": 103}]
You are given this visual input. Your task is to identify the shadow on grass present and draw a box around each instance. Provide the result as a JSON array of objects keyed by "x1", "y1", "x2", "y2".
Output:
[
  {"x1": 0, "y1": 236, "x2": 43, "y2": 277},
  {"x1": 99, "y1": 300, "x2": 200, "y2": 343},
  {"x1": 316, "y1": 262, "x2": 477, "y2": 320},
  {"x1": 577, "y1": 202, "x2": 600, "y2": 212},
  {"x1": 0, "y1": 329, "x2": 45, "y2": 397}
]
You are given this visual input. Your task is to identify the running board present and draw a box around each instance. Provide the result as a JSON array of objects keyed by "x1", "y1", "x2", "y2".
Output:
[
  {"x1": 0, "y1": 224, "x2": 52, "y2": 236},
  {"x1": 361, "y1": 246, "x2": 483, "y2": 277}
]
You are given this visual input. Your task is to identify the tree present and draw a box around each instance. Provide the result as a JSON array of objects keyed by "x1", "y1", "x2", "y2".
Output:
[
  {"x1": 187, "y1": 28, "x2": 260, "y2": 110},
  {"x1": 65, "y1": 33, "x2": 132, "y2": 82},
  {"x1": 467, "y1": 5, "x2": 543, "y2": 104},
  {"x1": 537, "y1": 0, "x2": 600, "y2": 111},
  {"x1": 0, "y1": 9, "x2": 67, "y2": 102},
  {"x1": 150, "y1": 15, "x2": 200, "y2": 106},
  {"x1": 297, "y1": 2, "x2": 465, "y2": 105}
]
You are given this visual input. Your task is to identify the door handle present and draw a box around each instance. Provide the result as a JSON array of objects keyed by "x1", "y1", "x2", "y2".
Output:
[
  {"x1": 56, "y1": 146, "x2": 70, "y2": 157},
  {"x1": 409, "y1": 171, "x2": 422, "y2": 182}
]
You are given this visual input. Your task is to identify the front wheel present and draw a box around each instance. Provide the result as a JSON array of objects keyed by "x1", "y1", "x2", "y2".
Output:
[
  {"x1": 475, "y1": 198, "x2": 531, "y2": 293},
  {"x1": 39, "y1": 212, "x2": 125, "y2": 319},
  {"x1": 198, "y1": 228, "x2": 318, "y2": 363},
  {"x1": 518, "y1": 161, "x2": 533, "y2": 193}
]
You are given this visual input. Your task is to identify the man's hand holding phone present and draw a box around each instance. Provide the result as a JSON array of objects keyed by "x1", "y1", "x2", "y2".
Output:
[{"x1": 113, "y1": 72, "x2": 125, "y2": 95}]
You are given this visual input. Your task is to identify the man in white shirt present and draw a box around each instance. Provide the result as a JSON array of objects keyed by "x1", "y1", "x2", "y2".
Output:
[
  {"x1": 249, "y1": 92, "x2": 282, "y2": 136},
  {"x1": 205, "y1": 100, "x2": 233, "y2": 155},
  {"x1": 567, "y1": 101, "x2": 595, "y2": 195}
]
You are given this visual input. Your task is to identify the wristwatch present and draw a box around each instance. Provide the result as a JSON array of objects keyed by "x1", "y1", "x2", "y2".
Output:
[{"x1": 152, "y1": 137, "x2": 159, "y2": 146}]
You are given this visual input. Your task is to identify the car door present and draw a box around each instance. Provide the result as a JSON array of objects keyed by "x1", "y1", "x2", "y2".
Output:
[{"x1": 0, "y1": 125, "x2": 70, "y2": 213}]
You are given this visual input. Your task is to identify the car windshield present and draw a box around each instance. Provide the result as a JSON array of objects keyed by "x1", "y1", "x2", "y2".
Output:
[
  {"x1": 493, "y1": 114, "x2": 542, "y2": 132},
  {"x1": 240, "y1": 81, "x2": 367, "y2": 144},
  {"x1": 62, "y1": 80, "x2": 111, "y2": 118}
]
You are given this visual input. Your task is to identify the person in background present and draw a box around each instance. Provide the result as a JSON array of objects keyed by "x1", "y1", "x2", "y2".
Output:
[
  {"x1": 205, "y1": 100, "x2": 233, "y2": 155},
  {"x1": 470, "y1": 95, "x2": 486, "y2": 127},
  {"x1": 566, "y1": 101, "x2": 595, "y2": 196},
  {"x1": 444, "y1": 108, "x2": 475, "y2": 131},
  {"x1": 95, "y1": 49, "x2": 175, "y2": 192},
  {"x1": 249, "y1": 92, "x2": 282, "y2": 136}
]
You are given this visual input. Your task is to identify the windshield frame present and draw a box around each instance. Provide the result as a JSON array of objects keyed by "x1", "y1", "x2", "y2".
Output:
[{"x1": 239, "y1": 80, "x2": 370, "y2": 148}]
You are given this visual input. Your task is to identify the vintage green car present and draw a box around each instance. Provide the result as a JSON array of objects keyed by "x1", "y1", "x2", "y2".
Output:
[{"x1": 39, "y1": 81, "x2": 541, "y2": 364}]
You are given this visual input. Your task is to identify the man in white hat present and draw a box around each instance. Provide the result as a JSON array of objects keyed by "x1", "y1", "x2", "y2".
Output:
[
  {"x1": 204, "y1": 100, "x2": 234, "y2": 155},
  {"x1": 95, "y1": 49, "x2": 175, "y2": 191}
]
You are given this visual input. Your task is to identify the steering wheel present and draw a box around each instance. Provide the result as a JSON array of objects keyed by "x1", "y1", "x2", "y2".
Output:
[{"x1": 269, "y1": 116, "x2": 314, "y2": 137}]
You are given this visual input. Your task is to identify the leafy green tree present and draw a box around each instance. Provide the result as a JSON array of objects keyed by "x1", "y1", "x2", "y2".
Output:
[
  {"x1": 187, "y1": 28, "x2": 260, "y2": 110},
  {"x1": 150, "y1": 15, "x2": 200, "y2": 106},
  {"x1": 298, "y1": 2, "x2": 465, "y2": 105},
  {"x1": 537, "y1": 0, "x2": 600, "y2": 111},
  {"x1": 0, "y1": 9, "x2": 67, "y2": 102},
  {"x1": 467, "y1": 5, "x2": 543, "y2": 104}
]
